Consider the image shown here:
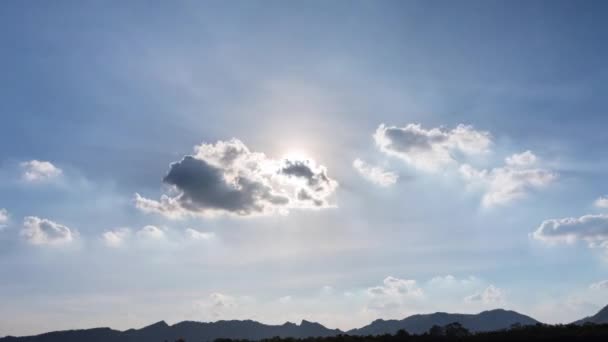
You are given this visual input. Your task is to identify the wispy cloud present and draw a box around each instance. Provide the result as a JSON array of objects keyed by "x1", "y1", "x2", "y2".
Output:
[{"x1": 353, "y1": 158, "x2": 398, "y2": 186}]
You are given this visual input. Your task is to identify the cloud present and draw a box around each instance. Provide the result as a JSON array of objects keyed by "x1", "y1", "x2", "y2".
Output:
[
  {"x1": 590, "y1": 280, "x2": 608, "y2": 290},
  {"x1": 374, "y1": 123, "x2": 491, "y2": 171},
  {"x1": 0, "y1": 208, "x2": 8, "y2": 229},
  {"x1": 595, "y1": 196, "x2": 608, "y2": 209},
  {"x1": 278, "y1": 295, "x2": 292, "y2": 304},
  {"x1": 464, "y1": 285, "x2": 505, "y2": 304},
  {"x1": 428, "y1": 275, "x2": 478, "y2": 287},
  {"x1": 367, "y1": 276, "x2": 424, "y2": 298},
  {"x1": 366, "y1": 276, "x2": 423, "y2": 313},
  {"x1": 352, "y1": 158, "x2": 398, "y2": 186},
  {"x1": 185, "y1": 228, "x2": 215, "y2": 240},
  {"x1": 102, "y1": 228, "x2": 131, "y2": 247},
  {"x1": 21, "y1": 216, "x2": 74, "y2": 245},
  {"x1": 20, "y1": 160, "x2": 62, "y2": 182},
  {"x1": 135, "y1": 139, "x2": 338, "y2": 218},
  {"x1": 136, "y1": 225, "x2": 165, "y2": 240},
  {"x1": 532, "y1": 214, "x2": 608, "y2": 248},
  {"x1": 460, "y1": 151, "x2": 556, "y2": 207},
  {"x1": 194, "y1": 293, "x2": 239, "y2": 319}
]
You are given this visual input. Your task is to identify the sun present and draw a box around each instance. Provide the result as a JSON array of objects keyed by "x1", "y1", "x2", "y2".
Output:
[{"x1": 282, "y1": 149, "x2": 311, "y2": 161}]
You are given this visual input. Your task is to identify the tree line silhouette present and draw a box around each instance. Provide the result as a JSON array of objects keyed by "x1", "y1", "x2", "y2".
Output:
[{"x1": 167, "y1": 322, "x2": 608, "y2": 342}]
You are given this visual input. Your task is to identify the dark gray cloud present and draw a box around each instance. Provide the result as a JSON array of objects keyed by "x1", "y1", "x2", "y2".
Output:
[
  {"x1": 163, "y1": 156, "x2": 289, "y2": 215},
  {"x1": 135, "y1": 139, "x2": 338, "y2": 218}
]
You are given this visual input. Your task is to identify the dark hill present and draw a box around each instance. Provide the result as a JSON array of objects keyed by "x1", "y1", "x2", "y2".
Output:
[
  {"x1": 574, "y1": 305, "x2": 608, "y2": 325},
  {"x1": 347, "y1": 309, "x2": 539, "y2": 335},
  {"x1": 0, "y1": 320, "x2": 341, "y2": 342}
]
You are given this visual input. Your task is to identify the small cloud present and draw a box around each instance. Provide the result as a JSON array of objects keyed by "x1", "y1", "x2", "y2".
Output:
[
  {"x1": 278, "y1": 295, "x2": 292, "y2": 304},
  {"x1": 460, "y1": 151, "x2": 556, "y2": 207},
  {"x1": 590, "y1": 280, "x2": 608, "y2": 290},
  {"x1": 353, "y1": 158, "x2": 398, "y2": 186},
  {"x1": 366, "y1": 276, "x2": 423, "y2": 313},
  {"x1": 21, "y1": 216, "x2": 74, "y2": 245},
  {"x1": 321, "y1": 285, "x2": 334, "y2": 295},
  {"x1": 374, "y1": 123, "x2": 491, "y2": 172},
  {"x1": 367, "y1": 276, "x2": 423, "y2": 298},
  {"x1": 192, "y1": 293, "x2": 239, "y2": 319},
  {"x1": 0, "y1": 208, "x2": 8, "y2": 229},
  {"x1": 185, "y1": 228, "x2": 215, "y2": 241},
  {"x1": 136, "y1": 225, "x2": 165, "y2": 240},
  {"x1": 505, "y1": 150, "x2": 537, "y2": 167},
  {"x1": 531, "y1": 214, "x2": 608, "y2": 248},
  {"x1": 464, "y1": 285, "x2": 505, "y2": 304},
  {"x1": 595, "y1": 196, "x2": 608, "y2": 209},
  {"x1": 20, "y1": 160, "x2": 62, "y2": 182},
  {"x1": 102, "y1": 228, "x2": 131, "y2": 247}
]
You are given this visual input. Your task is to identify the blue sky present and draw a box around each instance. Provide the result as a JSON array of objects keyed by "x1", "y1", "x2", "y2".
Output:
[{"x1": 1, "y1": 0, "x2": 608, "y2": 336}]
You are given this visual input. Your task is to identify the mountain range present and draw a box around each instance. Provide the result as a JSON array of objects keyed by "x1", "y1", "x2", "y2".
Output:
[{"x1": 2, "y1": 305, "x2": 607, "y2": 342}]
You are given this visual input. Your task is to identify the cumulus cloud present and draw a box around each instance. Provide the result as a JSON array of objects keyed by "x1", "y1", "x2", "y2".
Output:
[
  {"x1": 532, "y1": 214, "x2": 608, "y2": 248},
  {"x1": 368, "y1": 276, "x2": 424, "y2": 298},
  {"x1": 590, "y1": 280, "x2": 608, "y2": 290},
  {"x1": 20, "y1": 160, "x2": 62, "y2": 182},
  {"x1": 102, "y1": 228, "x2": 131, "y2": 247},
  {"x1": 366, "y1": 276, "x2": 423, "y2": 312},
  {"x1": 185, "y1": 228, "x2": 215, "y2": 240},
  {"x1": 352, "y1": 158, "x2": 398, "y2": 186},
  {"x1": 193, "y1": 293, "x2": 239, "y2": 319},
  {"x1": 0, "y1": 208, "x2": 8, "y2": 229},
  {"x1": 21, "y1": 216, "x2": 74, "y2": 245},
  {"x1": 595, "y1": 196, "x2": 608, "y2": 209},
  {"x1": 136, "y1": 225, "x2": 165, "y2": 240},
  {"x1": 464, "y1": 285, "x2": 505, "y2": 304},
  {"x1": 374, "y1": 123, "x2": 492, "y2": 171},
  {"x1": 460, "y1": 151, "x2": 556, "y2": 207},
  {"x1": 135, "y1": 139, "x2": 338, "y2": 218}
]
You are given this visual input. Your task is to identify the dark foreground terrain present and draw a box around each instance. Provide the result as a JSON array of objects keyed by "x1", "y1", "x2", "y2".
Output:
[
  {"x1": 216, "y1": 323, "x2": 608, "y2": 342},
  {"x1": 2, "y1": 305, "x2": 608, "y2": 342}
]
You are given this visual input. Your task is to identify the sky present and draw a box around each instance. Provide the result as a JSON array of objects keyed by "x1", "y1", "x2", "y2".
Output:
[{"x1": 1, "y1": 0, "x2": 608, "y2": 337}]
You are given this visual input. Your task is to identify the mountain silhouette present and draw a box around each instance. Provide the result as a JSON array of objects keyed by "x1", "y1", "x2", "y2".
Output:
[
  {"x1": 347, "y1": 309, "x2": 539, "y2": 335},
  {"x1": 8, "y1": 306, "x2": 608, "y2": 341},
  {"x1": 574, "y1": 304, "x2": 608, "y2": 325},
  {"x1": 0, "y1": 319, "x2": 342, "y2": 342}
]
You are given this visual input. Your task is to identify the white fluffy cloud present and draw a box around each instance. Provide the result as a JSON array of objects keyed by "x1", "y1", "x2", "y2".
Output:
[
  {"x1": 367, "y1": 276, "x2": 424, "y2": 298},
  {"x1": 464, "y1": 285, "x2": 505, "y2": 304},
  {"x1": 20, "y1": 160, "x2": 62, "y2": 182},
  {"x1": 136, "y1": 225, "x2": 165, "y2": 240},
  {"x1": 532, "y1": 214, "x2": 608, "y2": 248},
  {"x1": 366, "y1": 276, "x2": 423, "y2": 313},
  {"x1": 21, "y1": 216, "x2": 74, "y2": 245},
  {"x1": 102, "y1": 228, "x2": 131, "y2": 247},
  {"x1": 193, "y1": 293, "x2": 239, "y2": 319},
  {"x1": 371, "y1": 123, "x2": 556, "y2": 207},
  {"x1": 135, "y1": 139, "x2": 338, "y2": 218},
  {"x1": 374, "y1": 123, "x2": 492, "y2": 171},
  {"x1": 460, "y1": 151, "x2": 556, "y2": 207},
  {"x1": 352, "y1": 158, "x2": 398, "y2": 186},
  {"x1": 185, "y1": 228, "x2": 215, "y2": 240},
  {"x1": 595, "y1": 196, "x2": 608, "y2": 209},
  {"x1": 590, "y1": 280, "x2": 608, "y2": 290}
]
